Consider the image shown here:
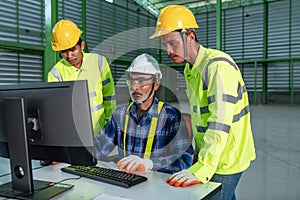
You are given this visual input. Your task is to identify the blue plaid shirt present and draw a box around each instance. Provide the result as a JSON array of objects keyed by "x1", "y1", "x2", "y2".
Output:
[{"x1": 95, "y1": 97, "x2": 193, "y2": 174}]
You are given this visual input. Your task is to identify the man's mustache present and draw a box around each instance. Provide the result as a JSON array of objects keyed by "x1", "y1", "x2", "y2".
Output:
[{"x1": 132, "y1": 92, "x2": 142, "y2": 96}]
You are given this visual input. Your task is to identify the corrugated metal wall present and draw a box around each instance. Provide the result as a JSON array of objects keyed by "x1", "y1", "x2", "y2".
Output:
[
  {"x1": 0, "y1": 0, "x2": 44, "y2": 85},
  {"x1": 58, "y1": 0, "x2": 158, "y2": 87},
  {"x1": 164, "y1": 0, "x2": 300, "y2": 104},
  {"x1": 0, "y1": 0, "x2": 299, "y2": 104},
  {"x1": 267, "y1": 0, "x2": 300, "y2": 92}
]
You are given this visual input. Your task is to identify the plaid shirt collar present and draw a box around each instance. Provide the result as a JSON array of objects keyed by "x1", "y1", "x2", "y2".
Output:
[{"x1": 129, "y1": 97, "x2": 160, "y2": 120}]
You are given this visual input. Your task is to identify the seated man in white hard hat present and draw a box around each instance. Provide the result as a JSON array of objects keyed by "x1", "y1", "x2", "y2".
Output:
[{"x1": 95, "y1": 53, "x2": 193, "y2": 174}]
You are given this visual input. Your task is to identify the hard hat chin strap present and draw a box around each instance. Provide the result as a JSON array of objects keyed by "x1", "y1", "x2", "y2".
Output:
[{"x1": 181, "y1": 29, "x2": 188, "y2": 60}]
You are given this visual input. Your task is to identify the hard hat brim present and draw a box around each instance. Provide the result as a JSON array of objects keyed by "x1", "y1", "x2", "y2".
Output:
[
  {"x1": 149, "y1": 29, "x2": 174, "y2": 39},
  {"x1": 52, "y1": 36, "x2": 81, "y2": 51}
]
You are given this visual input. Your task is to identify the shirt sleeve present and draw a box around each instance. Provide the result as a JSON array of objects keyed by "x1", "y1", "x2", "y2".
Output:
[
  {"x1": 94, "y1": 114, "x2": 118, "y2": 160},
  {"x1": 151, "y1": 110, "x2": 194, "y2": 174}
]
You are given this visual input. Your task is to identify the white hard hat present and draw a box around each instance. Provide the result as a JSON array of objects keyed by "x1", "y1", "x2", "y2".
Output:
[{"x1": 126, "y1": 53, "x2": 162, "y2": 79}]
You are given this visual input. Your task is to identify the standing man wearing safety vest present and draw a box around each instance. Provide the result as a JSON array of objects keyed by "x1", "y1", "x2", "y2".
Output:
[
  {"x1": 95, "y1": 53, "x2": 193, "y2": 174},
  {"x1": 150, "y1": 5, "x2": 256, "y2": 199},
  {"x1": 48, "y1": 20, "x2": 116, "y2": 136}
]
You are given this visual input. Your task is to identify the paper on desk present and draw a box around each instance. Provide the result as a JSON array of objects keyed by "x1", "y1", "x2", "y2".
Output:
[{"x1": 93, "y1": 193, "x2": 132, "y2": 200}]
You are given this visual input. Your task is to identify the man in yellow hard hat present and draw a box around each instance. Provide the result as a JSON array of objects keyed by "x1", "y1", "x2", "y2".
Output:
[
  {"x1": 95, "y1": 53, "x2": 194, "y2": 174},
  {"x1": 150, "y1": 5, "x2": 256, "y2": 200},
  {"x1": 48, "y1": 19, "x2": 116, "y2": 137}
]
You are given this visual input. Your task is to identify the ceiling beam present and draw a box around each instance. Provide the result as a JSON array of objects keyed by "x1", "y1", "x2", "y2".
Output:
[
  {"x1": 132, "y1": 0, "x2": 281, "y2": 17},
  {"x1": 132, "y1": 0, "x2": 160, "y2": 16}
]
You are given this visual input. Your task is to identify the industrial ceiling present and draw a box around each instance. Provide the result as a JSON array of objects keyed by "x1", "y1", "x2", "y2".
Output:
[{"x1": 133, "y1": 0, "x2": 272, "y2": 16}]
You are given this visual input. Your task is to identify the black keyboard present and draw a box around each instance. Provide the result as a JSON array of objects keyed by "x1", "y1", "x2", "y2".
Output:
[{"x1": 61, "y1": 165, "x2": 148, "y2": 188}]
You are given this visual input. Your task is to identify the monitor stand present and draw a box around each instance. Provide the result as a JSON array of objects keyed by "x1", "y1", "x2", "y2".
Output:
[{"x1": 0, "y1": 98, "x2": 73, "y2": 200}]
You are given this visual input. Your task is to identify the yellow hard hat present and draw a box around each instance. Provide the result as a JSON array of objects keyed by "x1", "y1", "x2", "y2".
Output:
[
  {"x1": 150, "y1": 5, "x2": 199, "y2": 39},
  {"x1": 51, "y1": 20, "x2": 82, "y2": 51}
]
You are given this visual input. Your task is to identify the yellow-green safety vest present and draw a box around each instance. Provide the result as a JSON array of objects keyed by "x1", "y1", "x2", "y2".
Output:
[
  {"x1": 123, "y1": 101, "x2": 164, "y2": 159},
  {"x1": 48, "y1": 52, "x2": 116, "y2": 135},
  {"x1": 185, "y1": 45, "x2": 256, "y2": 184}
]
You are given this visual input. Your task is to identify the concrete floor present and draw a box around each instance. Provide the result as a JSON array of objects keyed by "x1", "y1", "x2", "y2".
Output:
[{"x1": 236, "y1": 105, "x2": 300, "y2": 200}]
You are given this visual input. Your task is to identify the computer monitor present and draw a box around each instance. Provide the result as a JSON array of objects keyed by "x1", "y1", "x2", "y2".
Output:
[{"x1": 0, "y1": 80, "x2": 97, "y2": 199}]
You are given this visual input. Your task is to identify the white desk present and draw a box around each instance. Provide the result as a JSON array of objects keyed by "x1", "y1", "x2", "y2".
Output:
[{"x1": 0, "y1": 158, "x2": 221, "y2": 200}]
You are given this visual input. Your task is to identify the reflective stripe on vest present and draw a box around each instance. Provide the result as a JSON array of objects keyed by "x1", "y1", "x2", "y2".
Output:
[
  {"x1": 98, "y1": 55, "x2": 103, "y2": 75},
  {"x1": 202, "y1": 57, "x2": 238, "y2": 90},
  {"x1": 123, "y1": 101, "x2": 165, "y2": 159},
  {"x1": 50, "y1": 68, "x2": 63, "y2": 81}
]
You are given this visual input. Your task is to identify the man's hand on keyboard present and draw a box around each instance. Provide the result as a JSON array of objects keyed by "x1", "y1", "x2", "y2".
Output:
[
  {"x1": 166, "y1": 169, "x2": 201, "y2": 187},
  {"x1": 117, "y1": 155, "x2": 153, "y2": 173}
]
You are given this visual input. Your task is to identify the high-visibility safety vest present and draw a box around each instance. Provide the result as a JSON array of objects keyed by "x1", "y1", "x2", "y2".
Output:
[
  {"x1": 185, "y1": 45, "x2": 256, "y2": 184},
  {"x1": 48, "y1": 52, "x2": 116, "y2": 135},
  {"x1": 123, "y1": 101, "x2": 164, "y2": 159}
]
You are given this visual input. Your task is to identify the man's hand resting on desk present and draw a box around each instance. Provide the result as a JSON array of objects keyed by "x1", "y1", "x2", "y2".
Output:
[
  {"x1": 117, "y1": 155, "x2": 153, "y2": 173},
  {"x1": 167, "y1": 170, "x2": 201, "y2": 187}
]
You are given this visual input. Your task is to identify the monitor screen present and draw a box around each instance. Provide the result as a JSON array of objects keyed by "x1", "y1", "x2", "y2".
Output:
[{"x1": 0, "y1": 80, "x2": 97, "y2": 199}]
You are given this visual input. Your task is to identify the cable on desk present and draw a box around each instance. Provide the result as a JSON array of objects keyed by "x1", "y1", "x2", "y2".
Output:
[
  {"x1": 0, "y1": 172, "x2": 11, "y2": 178},
  {"x1": 0, "y1": 164, "x2": 45, "y2": 178}
]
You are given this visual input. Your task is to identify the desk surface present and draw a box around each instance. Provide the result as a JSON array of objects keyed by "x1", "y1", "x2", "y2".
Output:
[{"x1": 0, "y1": 158, "x2": 221, "y2": 200}]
